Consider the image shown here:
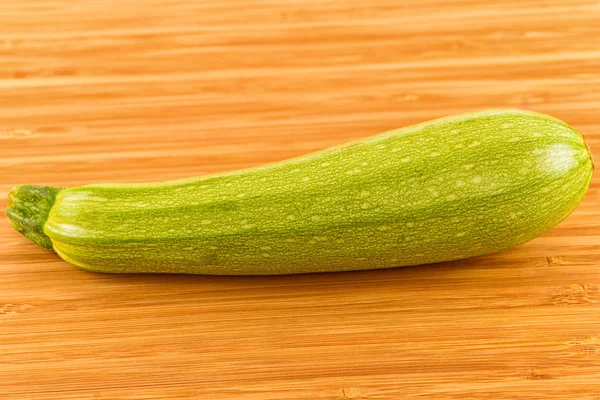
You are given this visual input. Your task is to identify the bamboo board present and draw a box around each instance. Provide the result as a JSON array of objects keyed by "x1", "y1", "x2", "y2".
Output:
[{"x1": 1, "y1": 1, "x2": 599, "y2": 398}]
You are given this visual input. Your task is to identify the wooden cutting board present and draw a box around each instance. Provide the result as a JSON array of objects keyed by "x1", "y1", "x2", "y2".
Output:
[{"x1": 1, "y1": 1, "x2": 599, "y2": 398}]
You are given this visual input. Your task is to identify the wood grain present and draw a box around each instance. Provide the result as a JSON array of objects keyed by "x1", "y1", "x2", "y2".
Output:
[{"x1": 1, "y1": 0, "x2": 599, "y2": 398}]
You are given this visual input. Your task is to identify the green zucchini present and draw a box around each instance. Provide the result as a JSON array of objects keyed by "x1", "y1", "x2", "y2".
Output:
[{"x1": 7, "y1": 109, "x2": 593, "y2": 275}]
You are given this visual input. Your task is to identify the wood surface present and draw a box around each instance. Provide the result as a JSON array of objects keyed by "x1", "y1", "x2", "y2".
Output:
[{"x1": 1, "y1": 0, "x2": 599, "y2": 398}]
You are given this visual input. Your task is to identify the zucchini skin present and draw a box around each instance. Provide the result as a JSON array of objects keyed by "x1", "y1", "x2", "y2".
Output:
[{"x1": 8, "y1": 109, "x2": 593, "y2": 274}]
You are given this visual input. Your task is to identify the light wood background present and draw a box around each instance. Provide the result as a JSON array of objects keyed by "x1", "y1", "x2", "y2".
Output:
[{"x1": 1, "y1": 1, "x2": 599, "y2": 399}]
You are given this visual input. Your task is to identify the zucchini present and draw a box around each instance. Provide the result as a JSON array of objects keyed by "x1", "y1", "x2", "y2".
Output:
[{"x1": 7, "y1": 109, "x2": 593, "y2": 275}]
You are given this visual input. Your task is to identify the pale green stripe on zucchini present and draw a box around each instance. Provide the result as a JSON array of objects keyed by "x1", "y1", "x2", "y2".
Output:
[{"x1": 7, "y1": 109, "x2": 593, "y2": 274}]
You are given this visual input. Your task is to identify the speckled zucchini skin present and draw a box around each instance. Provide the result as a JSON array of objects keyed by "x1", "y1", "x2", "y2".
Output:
[{"x1": 7, "y1": 109, "x2": 593, "y2": 274}]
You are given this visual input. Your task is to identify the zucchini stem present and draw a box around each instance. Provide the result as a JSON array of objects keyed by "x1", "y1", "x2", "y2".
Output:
[{"x1": 7, "y1": 185, "x2": 62, "y2": 250}]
